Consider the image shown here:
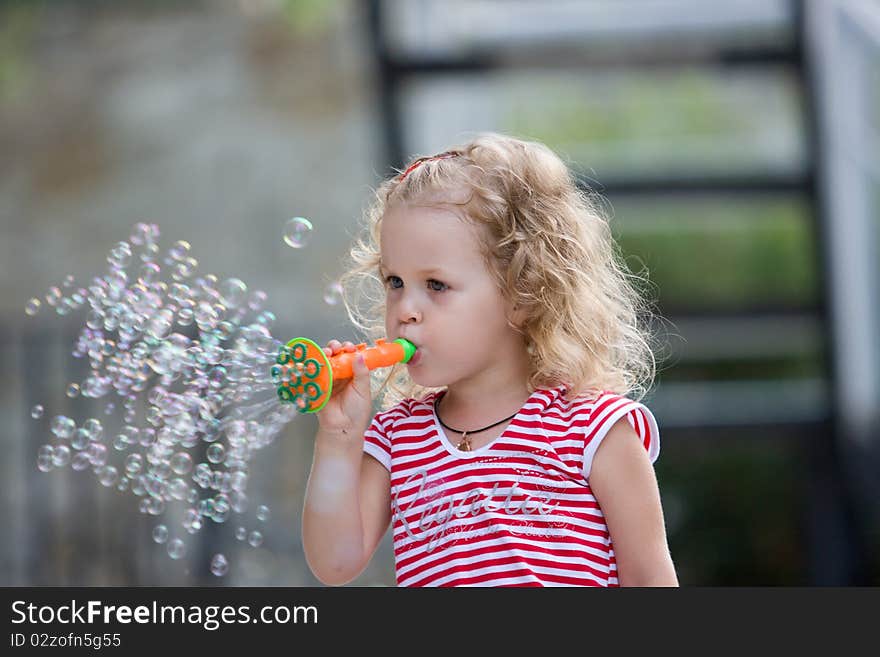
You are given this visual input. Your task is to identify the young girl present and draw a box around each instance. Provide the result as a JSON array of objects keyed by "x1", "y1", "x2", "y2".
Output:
[{"x1": 301, "y1": 133, "x2": 678, "y2": 587}]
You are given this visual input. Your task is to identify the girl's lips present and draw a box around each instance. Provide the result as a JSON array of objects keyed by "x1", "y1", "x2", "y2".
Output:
[{"x1": 408, "y1": 349, "x2": 422, "y2": 365}]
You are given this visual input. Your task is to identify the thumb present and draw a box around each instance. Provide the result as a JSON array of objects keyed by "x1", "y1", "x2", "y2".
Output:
[{"x1": 350, "y1": 353, "x2": 371, "y2": 398}]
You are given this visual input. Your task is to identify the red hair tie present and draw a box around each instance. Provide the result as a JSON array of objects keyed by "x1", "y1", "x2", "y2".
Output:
[{"x1": 395, "y1": 151, "x2": 460, "y2": 182}]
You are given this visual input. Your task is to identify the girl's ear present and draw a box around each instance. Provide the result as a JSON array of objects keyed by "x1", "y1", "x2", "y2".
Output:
[{"x1": 509, "y1": 303, "x2": 528, "y2": 331}]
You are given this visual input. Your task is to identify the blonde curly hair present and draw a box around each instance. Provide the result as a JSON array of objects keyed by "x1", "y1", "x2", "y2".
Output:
[{"x1": 338, "y1": 132, "x2": 660, "y2": 410}]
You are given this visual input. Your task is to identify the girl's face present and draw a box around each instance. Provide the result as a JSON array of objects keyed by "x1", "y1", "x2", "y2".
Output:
[{"x1": 380, "y1": 202, "x2": 525, "y2": 389}]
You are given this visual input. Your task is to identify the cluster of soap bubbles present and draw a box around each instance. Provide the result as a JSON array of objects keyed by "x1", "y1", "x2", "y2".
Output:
[{"x1": 27, "y1": 222, "x2": 314, "y2": 578}]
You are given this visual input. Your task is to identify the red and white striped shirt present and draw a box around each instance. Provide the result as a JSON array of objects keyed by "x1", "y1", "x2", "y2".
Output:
[{"x1": 363, "y1": 385, "x2": 660, "y2": 587}]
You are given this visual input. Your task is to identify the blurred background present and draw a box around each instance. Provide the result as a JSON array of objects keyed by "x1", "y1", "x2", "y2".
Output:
[{"x1": 1, "y1": 0, "x2": 877, "y2": 586}]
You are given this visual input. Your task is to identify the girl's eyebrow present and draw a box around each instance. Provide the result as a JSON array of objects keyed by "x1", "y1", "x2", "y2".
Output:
[{"x1": 380, "y1": 264, "x2": 446, "y2": 276}]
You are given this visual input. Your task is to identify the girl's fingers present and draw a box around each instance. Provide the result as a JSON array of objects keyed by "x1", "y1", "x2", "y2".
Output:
[{"x1": 324, "y1": 340, "x2": 359, "y2": 355}]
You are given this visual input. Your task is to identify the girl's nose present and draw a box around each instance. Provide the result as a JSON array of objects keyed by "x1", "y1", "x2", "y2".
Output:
[{"x1": 398, "y1": 298, "x2": 422, "y2": 323}]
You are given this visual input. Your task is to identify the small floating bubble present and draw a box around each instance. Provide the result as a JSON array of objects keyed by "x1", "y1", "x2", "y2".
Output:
[
  {"x1": 108, "y1": 242, "x2": 132, "y2": 269},
  {"x1": 83, "y1": 418, "x2": 103, "y2": 440},
  {"x1": 248, "y1": 290, "x2": 267, "y2": 312},
  {"x1": 168, "y1": 240, "x2": 191, "y2": 262},
  {"x1": 30, "y1": 405, "x2": 44, "y2": 420},
  {"x1": 219, "y1": 278, "x2": 247, "y2": 309},
  {"x1": 170, "y1": 452, "x2": 193, "y2": 475},
  {"x1": 66, "y1": 383, "x2": 81, "y2": 398},
  {"x1": 25, "y1": 298, "x2": 41, "y2": 316},
  {"x1": 256, "y1": 505, "x2": 270, "y2": 522},
  {"x1": 152, "y1": 525, "x2": 169, "y2": 544},
  {"x1": 206, "y1": 444, "x2": 225, "y2": 464},
  {"x1": 51, "y1": 415, "x2": 76, "y2": 439},
  {"x1": 248, "y1": 531, "x2": 263, "y2": 548},
  {"x1": 130, "y1": 223, "x2": 151, "y2": 246},
  {"x1": 71, "y1": 428, "x2": 90, "y2": 451},
  {"x1": 322, "y1": 281, "x2": 343, "y2": 306},
  {"x1": 167, "y1": 538, "x2": 186, "y2": 560},
  {"x1": 125, "y1": 453, "x2": 143, "y2": 475},
  {"x1": 235, "y1": 527, "x2": 247, "y2": 541},
  {"x1": 177, "y1": 307, "x2": 194, "y2": 326},
  {"x1": 87, "y1": 442, "x2": 108, "y2": 467},
  {"x1": 97, "y1": 465, "x2": 118, "y2": 487},
  {"x1": 210, "y1": 553, "x2": 229, "y2": 577},
  {"x1": 52, "y1": 445, "x2": 71, "y2": 468},
  {"x1": 138, "y1": 262, "x2": 160, "y2": 285},
  {"x1": 283, "y1": 217, "x2": 313, "y2": 249},
  {"x1": 45, "y1": 287, "x2": 62, "y2": 307}
]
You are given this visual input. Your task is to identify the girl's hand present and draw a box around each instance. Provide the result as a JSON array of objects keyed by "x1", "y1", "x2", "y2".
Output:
[{"x1": 314, "y1": 340, "x2": 373, "y2": 439}]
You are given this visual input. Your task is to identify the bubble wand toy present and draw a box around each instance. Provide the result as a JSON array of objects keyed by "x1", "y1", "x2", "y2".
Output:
[{"x1": 272, "y1": 337, "x2": 416, "y2": 413}]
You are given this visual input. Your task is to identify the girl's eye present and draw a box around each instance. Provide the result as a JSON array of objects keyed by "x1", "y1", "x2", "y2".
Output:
[{"x1": 384, "y1": 276, "x2": 446, "y2": 292}]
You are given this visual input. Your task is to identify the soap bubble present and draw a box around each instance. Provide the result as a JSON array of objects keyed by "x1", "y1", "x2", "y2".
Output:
[
  {"x1": 98, "y1": 465, "x2": 119, "y2": 487},
  {"x1": 210, "y1": 553, "x2": 229, "y2": 577},
  {"x1": 25, "y1": 298, "x2": 41, "y2": 316},
  {"x1": 206, "y1": 444, "x2": 225, "y2": 464},
  {"x1": 83, "y1": 418, "x2": 103, "y2": 440},
  {"x1": 31, "y1": 224, "x2": 302, "y2": 575},
  {"x1": 168, "y1": 240, "x2": 191, "y2": 261},
  {"x1": 167, "y1": 538, "x2": 186, "y2": 559},
  {"x1": 46, "y1": 287, "x2": 62, "y2": 307},
  {"x1": 51, "y1": 416, "x2": 76, "y2": 440},
  {"x1": 125, "y1": 453, "x2": 143, "y2": 475},
  {"x1": 151, "y1": 525, "x2": 168, "y2": 545},
  {"x1": 71, "y1": 428, "x2": 90, "y2": 451},
  {"x1": 323, "y1": 282, "x2": 343, "y2": 306},
  {"x1": 52, "y1": 445, "x2": 71, "y2": 468},
  {"x1": 248, "y1": 290, "x2": 267, "y2": 312},
  {"x1": 170, "y1": 452, "x2": 192, "y2": 475},
  {"x1": 219, "y1": 279, "x2": 247, "y2": 309},
  {"x1": 283, "y1": 217, "x2": 313, "y2": 249}
]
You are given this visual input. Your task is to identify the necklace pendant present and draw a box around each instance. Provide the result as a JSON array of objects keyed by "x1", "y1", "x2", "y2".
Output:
[{"x1": 457, "y1": 432, "x2": 471, "y2": 452}]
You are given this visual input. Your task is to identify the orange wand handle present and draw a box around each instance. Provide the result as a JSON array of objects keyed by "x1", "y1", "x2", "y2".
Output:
[{"x1": 330, "y1": 338, "x2": 413, "y2": 380}]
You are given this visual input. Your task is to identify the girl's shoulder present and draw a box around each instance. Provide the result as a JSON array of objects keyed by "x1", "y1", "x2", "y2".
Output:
[{"x1": 535, "y1": 385, "x2": 622, "y2": 416}]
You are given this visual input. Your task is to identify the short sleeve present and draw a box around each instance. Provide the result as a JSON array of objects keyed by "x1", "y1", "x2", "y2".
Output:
[
  {"x1": 363, "y1": 410, "x2": 393, "y2": 472},
  {"x1": 581, "y1": 393, "x2": 660, "y2": 480}
]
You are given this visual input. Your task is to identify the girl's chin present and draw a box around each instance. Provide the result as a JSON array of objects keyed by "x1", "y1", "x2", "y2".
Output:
[{"x1": 406, "y1": 364, "x2": 440, "y2": 387}]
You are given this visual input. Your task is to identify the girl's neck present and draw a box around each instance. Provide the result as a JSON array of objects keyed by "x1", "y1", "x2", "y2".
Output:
[{"x1": 440, "y1": 367, "x2": 531, "y2": 428}]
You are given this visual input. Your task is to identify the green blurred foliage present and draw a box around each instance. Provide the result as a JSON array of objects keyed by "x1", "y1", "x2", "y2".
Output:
[
  {"x1": 279, "y1": 0, "x2": 343, "y2": 35},
  {"x1": 659, "y1": 355, "x2": 823, "y2": 383},
  {"x1": 509, "y1": 72, "x2": 753, "y2": 146},
  {"x1": 614, "y1": 198, "x2": 817, "y2": 310},
  {"x1": 0, "y1": 2, "x2": 37, "y2": 103}
]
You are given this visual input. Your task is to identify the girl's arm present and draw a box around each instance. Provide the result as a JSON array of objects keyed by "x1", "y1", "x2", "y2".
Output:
[
  {"x1": 589, "y1": 418, "x2": 679, "y2": 587},
  {"x1": 302, "y1": 434, "x2": 391, "y2": 586},
  {"x1": 300, "y1": 342, "x2": 391, "y2": 586}
]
